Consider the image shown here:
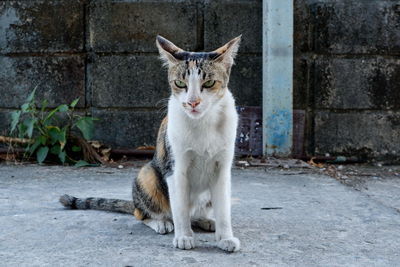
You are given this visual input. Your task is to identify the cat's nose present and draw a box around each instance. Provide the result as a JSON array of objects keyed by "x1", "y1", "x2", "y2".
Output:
[{"x1": 187, "y1": 100, "x2": 200, "y2": 108}]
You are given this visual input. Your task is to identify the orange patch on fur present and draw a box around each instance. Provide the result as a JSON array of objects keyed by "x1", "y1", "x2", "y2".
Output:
[
  {"x1": 155, "y1": 117, "x2": 168, "y2": 161},
  {"x1": 214, "y1": 46, "x2": 227, "y2": 54},
  {"x1": 137, "y1": 164, "x2": 170, "y2": 212},
  {"x1": 208, "y1": 81, "x2": 225, "y2": 98},
  {"x1": 213, "y1": 35, "x2": 241, "y2": 56},
  {"x1": 134, "y1": 208, "x2": 144, "y2": 220}
]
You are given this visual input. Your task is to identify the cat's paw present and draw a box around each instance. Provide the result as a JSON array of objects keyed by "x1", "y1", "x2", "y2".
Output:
[
  {"x1": 192, "y1": 219, "x2": 216, "y2": 232},
  {"x1": 217, "y1": 237, "x2": 240, "y2": 252},
  {"x1": 173, "y1": 236, "x2": 195, "y2": 250},
  {"x1": 143, "y1": 219, "x2": 174, "y2": 235},
  {"x1": 159, "y1": 221, "x2": 174, "y2": 234}
]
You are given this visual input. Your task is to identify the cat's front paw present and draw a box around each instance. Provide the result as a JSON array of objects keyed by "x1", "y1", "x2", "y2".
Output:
[
  {"x1": 173, "y1": 236, "x2": 195, "y2": 250},
  {"x1": 217, "y1": 237, "x2": 240, "y2": 252}
]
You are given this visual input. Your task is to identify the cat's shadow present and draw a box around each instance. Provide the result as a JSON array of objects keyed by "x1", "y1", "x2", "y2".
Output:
[{"x1": 116, "y1": 216, "x2": 234, "y2": 253}]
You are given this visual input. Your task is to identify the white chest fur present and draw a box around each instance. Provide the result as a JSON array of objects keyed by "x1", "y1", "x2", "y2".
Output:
[
  {"x1": 167, "y1": 91, "x2": 238, "y2": 192},
  {"x1": 167, "y1": 91, "x2": 237, "y2": 159}
]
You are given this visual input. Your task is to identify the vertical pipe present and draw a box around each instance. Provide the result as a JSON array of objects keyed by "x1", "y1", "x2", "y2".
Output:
[{"x1": 262, "y1": 0, "x2": 293, "y2": 157}]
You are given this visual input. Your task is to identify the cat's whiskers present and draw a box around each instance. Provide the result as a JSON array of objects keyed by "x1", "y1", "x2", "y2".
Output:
[{"x1": 156, "y1": 97, "x2": 170, "y2": 117}]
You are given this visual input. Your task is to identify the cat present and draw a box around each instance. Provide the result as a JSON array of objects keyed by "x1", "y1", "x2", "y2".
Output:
[{"x1": 60, "y1": 35, "x2": 241, "y2": 252}]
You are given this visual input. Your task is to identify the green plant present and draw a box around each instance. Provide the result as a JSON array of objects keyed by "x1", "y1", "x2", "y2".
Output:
[{"x1": 9, "y1": 87, "x2": 99, "y2": 165}]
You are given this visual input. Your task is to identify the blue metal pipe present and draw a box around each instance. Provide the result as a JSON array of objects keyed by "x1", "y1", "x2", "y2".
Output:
[{"x1": 262, "y1": 0, "x2": 294, "y2": 156}]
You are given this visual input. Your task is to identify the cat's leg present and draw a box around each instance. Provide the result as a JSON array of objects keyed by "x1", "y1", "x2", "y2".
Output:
[
  {"x1": 191, "y1": 201, "x2": 215, "y2": 232},
  {"x1": 133, "y1": 163, "x2": 174, "y2": 235},
  {"x1": 210, "y1": 163, "x2": 240, "y2": 252},
  {"x1": 143, "y1": 218, "x2": 174, "y2": 235},
  {"x1": 167, "y1": 162, "x2": 195, "y2": 250}
]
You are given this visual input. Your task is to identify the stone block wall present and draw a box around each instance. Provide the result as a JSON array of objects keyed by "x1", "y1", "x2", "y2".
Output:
[
  {"x1": 295, "y1": 0, "x2": 400, "y2": 161},
  {"x1": 0, "y1": 0, "x2": 262, "y2": 148},
  {"x1": 1, "y1": 0, "x2": 399, "y2": 161}
]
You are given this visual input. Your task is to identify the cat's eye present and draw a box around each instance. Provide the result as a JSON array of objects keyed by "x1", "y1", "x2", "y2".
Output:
[
  {"x1": 174, "y1": 80, "x2": 187, "y2": 88},
  {"x1": 202, "y1": 80, "x2": 215, "y2": 88}
]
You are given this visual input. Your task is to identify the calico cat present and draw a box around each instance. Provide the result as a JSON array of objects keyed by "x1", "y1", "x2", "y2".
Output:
[{"x1": 60, "y1": 35, "x2": 241, "y2": 252}]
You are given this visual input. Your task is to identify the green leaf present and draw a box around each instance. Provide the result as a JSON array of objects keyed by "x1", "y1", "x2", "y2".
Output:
[
  {"x1": 70, "y1": 98, "x2": 80, "y2": 108},
  {"x1": 23, "y1": 118, "x2": 37, "y2": 138},
  {"x1": 75, "y1": 160, "x2": 90, "y2": 167},
  {"x1": 50, "y1": 145, "x2": 61, "y2": 155},
  {"x1": 26, "y1": 86, "x2": 38, "y2": 102},
  {"x1": 43, "y1": 104, "x2": 68, "y2": 125},
  {"x1": 41, "y1": 99, "x2": 48, "y2": 113},
  {"x1": 17, "y1": 124, "x2": 27, "y2": 139},
  {"x1": 44, "y1": 106, "x2": 61, "y2": 124},
  {"x1": 28, "y1": 138, "x2": 42, "y2": 154},
  {"x1": 48, "y1": 126, "x2": 61, "y2": 145},
  {"x1": 58, "y1": 151, "x2": 66, "y2": 164},
  {"x1": 59, "y1": 127, "x2": 67, "y2": 149},
  {"x1": 10, "y1": 111, "x2": 21, "y2": 134},
  {"x1": 58, "y1": 104, "x2": 69, "y2": 112},
  {"x1": 47, "y1": 126, "x2": 67, "y2": 148},
  {"x1": 38, "y1": 135, "x2": 47, "y2": 145},
  {"x1": 36, "y1": 146, "x2": 49, "y2": 164},
  {"x1": 72, "y1": 146, "x2": 81, "y2": 152},
  {"x1": 75, "y1": 117, "x2": 95, "y2": 140},
  {"x1": 21, "y1": 103, "x2": 30, "y2": 113}
]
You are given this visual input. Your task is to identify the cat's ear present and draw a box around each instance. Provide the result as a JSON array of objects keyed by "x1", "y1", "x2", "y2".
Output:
[
  {"x1": 213, "y1": 35, "x2": 242, "y2": 66},
  {"x1": 156, "y1": 35, "x2": 183, "y2": 66}
]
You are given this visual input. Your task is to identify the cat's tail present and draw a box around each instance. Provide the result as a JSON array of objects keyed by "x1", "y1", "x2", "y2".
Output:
[{"x1": 59, "y1": 194, "x2": 135, "y2": 214}]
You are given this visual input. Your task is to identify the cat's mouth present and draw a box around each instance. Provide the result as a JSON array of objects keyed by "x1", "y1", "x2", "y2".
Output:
[
  {"x1": 181, "y1": 102, "x2": 206, "y2": 118},
  {"x1": 185, "y1": 108, "x2": 204, "y2": 119}
]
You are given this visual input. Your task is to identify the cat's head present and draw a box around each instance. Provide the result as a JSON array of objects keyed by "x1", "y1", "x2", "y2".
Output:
[{"x1": 156, "y1": 35, "x2": 241, "y2": 119}]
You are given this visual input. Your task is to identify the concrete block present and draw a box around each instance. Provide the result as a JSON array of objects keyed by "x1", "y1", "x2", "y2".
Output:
[
  {"x1": 315, "y1": 111, "x2": 400, "y2": 159},
  {"x1": 0, "y1": 56, "x2": 85, "y2": 108},
  {"x1": 310, "y1": 1, "x2": 400, "y2": 54},
  {"x1": 0, "y1": 0, "x2": 84, "y2": 53},
  {"x1": 91, "y1": 109, "x2": 163, "y2": 148},
  {"x1": 314, "y1": 57, "x2": 400, "y2": 110},
  {"x1": 293, "y1": 57, "x2": 309, "y2": 109},
  {"x1": 89, "y1": 1, "x2": 198, "y2": 52},
  {"x1": 204, "y1": 0, "x2": 262, "y2": 53},
  {"x1": 90, "y1": 55, "x2": 170, "y2": 108},
  {"x1": 229, "y1": 54, "x2": 262, "y2": 106},
  {"x1": 294, "y1": 0, "x2": 312, "y2": 53}
]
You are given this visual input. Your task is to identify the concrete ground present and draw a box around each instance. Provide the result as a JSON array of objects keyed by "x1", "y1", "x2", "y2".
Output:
[{"x1": 1, "y1": 163, "x2": 400, "y2": 267}]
